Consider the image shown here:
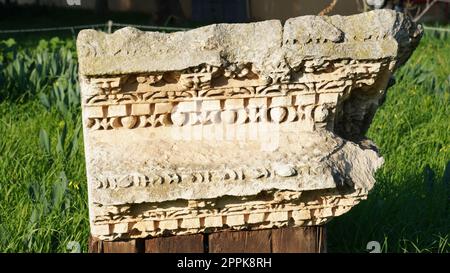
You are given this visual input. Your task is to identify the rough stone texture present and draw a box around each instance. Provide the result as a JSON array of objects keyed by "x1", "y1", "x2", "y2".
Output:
[{"x1": 77, "y1": 10, "x2": 422, "y2": 241}]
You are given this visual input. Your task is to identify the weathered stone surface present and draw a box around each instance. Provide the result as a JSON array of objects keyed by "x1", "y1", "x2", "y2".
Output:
[
  {"x1": 77, "y1": 20, "x2": 284, "y2": 78},
  {"x1": 77, "y1": 10, "x2": 422, "y2": 240}
]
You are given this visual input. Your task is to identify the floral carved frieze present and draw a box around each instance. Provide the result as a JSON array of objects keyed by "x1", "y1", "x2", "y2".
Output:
[
  {"x1": 77, "y1": 10, "x2": 422, "y2": 240},
  {"x1": 84, "y1": 94, "x2": 337, "y2": 130}
]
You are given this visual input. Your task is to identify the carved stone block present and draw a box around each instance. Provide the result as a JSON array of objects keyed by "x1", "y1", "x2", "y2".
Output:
[{"x1": 77, "y1": 10, "x2": 422, "y2": 240}]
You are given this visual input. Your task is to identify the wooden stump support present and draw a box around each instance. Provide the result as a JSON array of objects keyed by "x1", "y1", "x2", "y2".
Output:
[{"x1": 89, "y1": 226, "x2": 326, "y2": 253}]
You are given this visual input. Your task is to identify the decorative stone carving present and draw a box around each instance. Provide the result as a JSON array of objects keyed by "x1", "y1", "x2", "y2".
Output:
[{"x1": 77, "y1": 10, "x2": 422, "y2": 241}]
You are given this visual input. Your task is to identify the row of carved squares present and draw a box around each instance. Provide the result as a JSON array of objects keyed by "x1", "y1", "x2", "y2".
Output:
[
  {"x1": 96, "y1": 216, "x2": 333, "y2": 240},
  {"x1": 85, "y1": 103, "x2": 170, "y2": 118},
  {"x1": 92, "y1": 209, "x2": 321, "y2": 236},
  {"x1": 84, "y1": 93, "x2": 340, "y2": 119}
]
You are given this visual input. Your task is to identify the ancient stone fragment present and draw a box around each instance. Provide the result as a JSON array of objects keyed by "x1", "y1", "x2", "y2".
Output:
[{"x1": 77, "y1": 10, "x2": 422, "y2": 240}]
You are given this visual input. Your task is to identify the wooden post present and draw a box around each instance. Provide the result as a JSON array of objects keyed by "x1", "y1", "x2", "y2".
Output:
[
  {"x1": 88, "y1": 236, "x2": 144, "y2": 253},
  {"x1": 271, "y1": 226, "x2": 327, "y2": 253},
  {"x1": 89, "y1": 226, "x2": 326, "y2": 253},
  {"x1": 208, "y1": 229, "x2": 272, "y2": 253},
  {"x1": 145, "y1": 234, "x2": 205, "y2": 253}
]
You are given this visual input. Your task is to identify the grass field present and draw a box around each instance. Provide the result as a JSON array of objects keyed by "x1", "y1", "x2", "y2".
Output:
[{"x1": 0, "y1": 30, "x2": 449, "y2": 253}]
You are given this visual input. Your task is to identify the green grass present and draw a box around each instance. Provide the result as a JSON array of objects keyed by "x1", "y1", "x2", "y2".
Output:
[
  {"x1": 0, "y1": 101, "x2": 88, "y2": 252},
  {"x1": 0, "y1": 30, "x2": 449, "y2": 253},
  {"x1": 328, "y1": 32, "x2": 450, "y2": 253},
  {"x1": 0, "y1": 37, "x2": 89, "y2": 252}
]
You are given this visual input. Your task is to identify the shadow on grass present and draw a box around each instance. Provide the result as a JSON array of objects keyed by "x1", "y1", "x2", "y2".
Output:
[{"x1": 327, "y1": 163, "x2": 450, "y2": 253}]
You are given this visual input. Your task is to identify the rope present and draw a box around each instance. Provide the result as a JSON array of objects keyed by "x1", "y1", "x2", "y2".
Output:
[
  {"x1": 0, "y1": 22, "x2": 448, "y2": 34},
  {"x1": 319, "y1": 0, "x2": 338, "y2": 16},
  {"x1": 0, "y1": 24, "x2": 106, "y2": 34},
  {"x1": 0, "y1": 22, "x2": 190, "y2": 34},
  {"x1": 111, "y1": 23, "x2": 190, "y2": 32}
]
